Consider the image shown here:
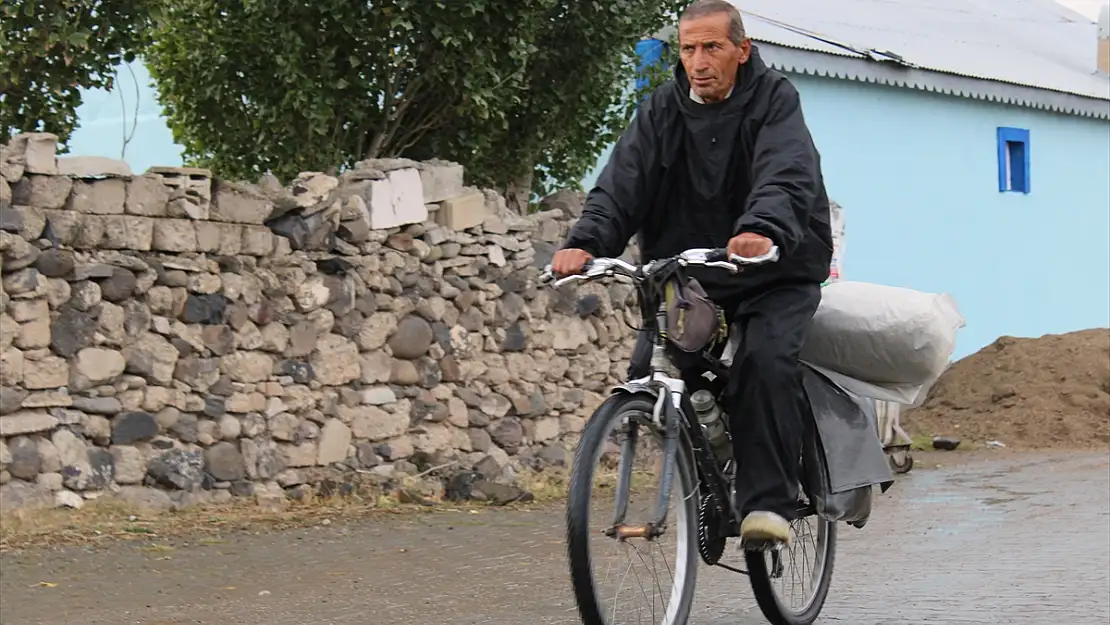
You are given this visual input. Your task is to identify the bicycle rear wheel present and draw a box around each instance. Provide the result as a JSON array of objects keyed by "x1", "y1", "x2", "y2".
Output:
[
  {"x1": 566, "y1": 393, "x2": 700, "y2": 625},
  {"x1": 744, "y1": 512, "x2": 837, "y2": 625}
]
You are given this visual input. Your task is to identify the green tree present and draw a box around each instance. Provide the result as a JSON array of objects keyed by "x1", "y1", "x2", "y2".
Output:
[
  {"x1": 410, "y1": 3, "x2": 684, "y2": 208},
  {"x1": 0, "y1": 0, "x2": 157, "y2": 145},
  {"x1": 145, "y1": 0, "x2": 683, "y2": 207}
]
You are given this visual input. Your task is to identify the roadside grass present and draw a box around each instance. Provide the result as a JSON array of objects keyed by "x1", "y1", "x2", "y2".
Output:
[{"x1": 0, "y1": 468, "x2": 581, "y2": 553}]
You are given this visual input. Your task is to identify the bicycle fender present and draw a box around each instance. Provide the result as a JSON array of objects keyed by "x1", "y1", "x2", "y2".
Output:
[{"x1": 611, "y1": 381, "x2": 657, "y2": 398}]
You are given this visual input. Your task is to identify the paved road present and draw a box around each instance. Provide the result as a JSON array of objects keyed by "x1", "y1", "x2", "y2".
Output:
[{"x1": 1, "y1": 452, "x2": 1107, "y2": 625}]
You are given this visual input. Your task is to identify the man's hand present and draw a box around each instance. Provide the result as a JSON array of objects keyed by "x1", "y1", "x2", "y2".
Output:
[
  {"x1": 727, "y1": 232, "x2": 774, "y2": 259},
  {"x1": 551, "y1": 248, "x2": 594, "y2": 276}
]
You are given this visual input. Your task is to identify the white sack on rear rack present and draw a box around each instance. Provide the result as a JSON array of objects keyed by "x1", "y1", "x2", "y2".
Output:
[{"x1": 800, "y1": 281, "x2": 965, "y2": 402}]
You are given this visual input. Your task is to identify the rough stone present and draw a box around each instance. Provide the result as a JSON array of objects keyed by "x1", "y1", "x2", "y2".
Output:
[
  {"x1": 221, "y1": 351, "x2": 274, "y2": 383},
  {"x1": 0, "y1": 411, "x2": 58, "y2": 436},
  {"x1": 490, "y1": 418, "x2": 524, "y2": 454},
  {"x1": 7, "y1": 436, "x2": 42, "y2": 480},
  {"x1": 346, "y1": 405, "x2": 408, "y2": 442},
  {"x1": 123, "y1": 332, "x2": 179, "y2": 385},
  {"x1": 205, "y1": 441, "x2": 247, "y2": 481},
  {"x1": 111, "y1": 485, "x2": 173, "y2": 511},
  {"x1": 34, "y1": 249, "x2": 75, "y2": 278},
  {"x1": 0, "y1": 480, "x2": 53, "y2": 512},
  {"x1": 317, "y1": 419, "x2": 352, "y2": 466},
  {"x1": 112, "y1": 411, "x2": 160, "y2": 444},
  {"x1": 309, "y1": 334, "x2": 360, "y2": 386},
  {"x1": 0, "y1": 386, "x2": 28, "y2": 415},
  {"x1": 98, "y1": 267, "x2": 138, "y2": 302},
  {"x1": 389, "y1": 315, "x2": 435, "y2": 359},
  {"x1": 147, "y1": 449, "x2": 205, "y2": 490},
  {"x1": 49, "y1": 307, "x2": 96, "y2": 357},
  {"x1": 109, "y1": 446, "x2": 146, "y2": 484},
  {"x1": 357, "y1": 313, "x2": 398, "y2": 351},
  {"x1": 211, "y1": 180, "x2": 273, "y2": 224},
  {"x1": 22, "y1": 355, "x2": 69, "y2": 390},
  {"x1": 72, "y1": 348, "x2": 127, "y2": 389},
  {"x1": 12, "y1": 175, "x2": 71, "y2": 209}
]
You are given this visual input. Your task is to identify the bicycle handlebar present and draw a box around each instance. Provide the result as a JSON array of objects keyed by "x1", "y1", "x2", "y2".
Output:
[{"x1": 539, "y1": 246, "x2": 780, "y2": 288}]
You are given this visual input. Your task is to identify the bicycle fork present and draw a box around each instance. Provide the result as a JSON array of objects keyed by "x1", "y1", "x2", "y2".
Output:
[{"x1": 606, "y1": 336, "x2": 683, "y2": 542}]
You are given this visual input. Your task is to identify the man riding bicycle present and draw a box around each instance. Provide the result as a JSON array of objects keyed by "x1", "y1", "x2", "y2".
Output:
[{"x1": 552, "y1": 0, "x2": 833, "y2": 548}]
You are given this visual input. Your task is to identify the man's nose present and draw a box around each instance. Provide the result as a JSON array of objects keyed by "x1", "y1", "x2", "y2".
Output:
[{"x1": 692, "y1": 49, "x2": 711, "y2": 72}]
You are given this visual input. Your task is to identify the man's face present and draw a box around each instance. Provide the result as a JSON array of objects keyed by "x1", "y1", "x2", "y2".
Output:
[{"x1": 678, "y1": 12, "x2": 751, "y2": 103}]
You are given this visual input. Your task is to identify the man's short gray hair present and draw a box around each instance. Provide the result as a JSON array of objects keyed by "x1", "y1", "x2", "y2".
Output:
[{"x1": 680, "y1": 0, "x2": 748, "y2": 45}]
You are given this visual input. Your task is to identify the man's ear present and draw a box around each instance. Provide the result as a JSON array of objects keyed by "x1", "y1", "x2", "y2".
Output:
[{"x1": 737, "y1": 39, "x2": 752, "y2": 64}]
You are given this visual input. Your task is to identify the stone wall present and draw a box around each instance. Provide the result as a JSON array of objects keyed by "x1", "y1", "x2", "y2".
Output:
[{"x1": 0, "y1": 133, "x2": 637, "y2": 513}]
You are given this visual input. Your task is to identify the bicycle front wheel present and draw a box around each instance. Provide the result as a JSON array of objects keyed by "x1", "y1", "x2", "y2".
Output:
[{"x1": 566, "y1": 393, "x2": 700, "y2": 625}]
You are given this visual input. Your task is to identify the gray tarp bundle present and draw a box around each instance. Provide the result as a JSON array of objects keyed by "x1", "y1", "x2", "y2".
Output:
[{"x1": 801, "y1": 365, "x2": 895, "y2": 527}]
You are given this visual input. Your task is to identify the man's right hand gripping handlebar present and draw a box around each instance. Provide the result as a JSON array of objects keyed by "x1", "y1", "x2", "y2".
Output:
[{"x1": 550, "y1": 248, "x2": 594, "y2": 278}]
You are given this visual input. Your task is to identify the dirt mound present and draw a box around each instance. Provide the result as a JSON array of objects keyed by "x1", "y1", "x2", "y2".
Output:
[{"x1": 904, "y1": 328, "x2": 1110, "y2": 449}]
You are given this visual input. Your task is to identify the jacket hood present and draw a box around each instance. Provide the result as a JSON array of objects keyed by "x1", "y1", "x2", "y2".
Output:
[{"x1": 672, "y1": 43, "x2": 770, "y2": 108}]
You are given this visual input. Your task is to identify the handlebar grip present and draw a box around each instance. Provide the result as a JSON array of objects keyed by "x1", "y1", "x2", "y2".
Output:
[{"x1": 705, "y1": 248, "x2": 730, "y2": 263}]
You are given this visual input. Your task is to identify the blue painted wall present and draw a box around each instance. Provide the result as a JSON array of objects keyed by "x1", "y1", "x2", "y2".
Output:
[{"x1": 584, "y1": 73, "x2": 1110, "y2": 359}]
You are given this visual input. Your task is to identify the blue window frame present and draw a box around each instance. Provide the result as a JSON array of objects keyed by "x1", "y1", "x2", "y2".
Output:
[{"x1": 997, "y1": 127, "x2": 1031, "y2": 194}]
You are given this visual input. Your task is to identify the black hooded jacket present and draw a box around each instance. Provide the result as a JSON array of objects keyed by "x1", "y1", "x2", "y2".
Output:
[{"x1": 563, "y1": 45, "x2": 833, "y2": 300}]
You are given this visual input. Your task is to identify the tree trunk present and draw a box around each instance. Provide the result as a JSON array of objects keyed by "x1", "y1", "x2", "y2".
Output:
[{"x1": 503, "y1": 169, "x2": 534, "y2": 214}]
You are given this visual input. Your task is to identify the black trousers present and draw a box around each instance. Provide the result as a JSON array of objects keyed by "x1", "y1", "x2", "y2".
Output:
[{"x1": 628, "y1": 282, "x2": 822, "y2": 521}]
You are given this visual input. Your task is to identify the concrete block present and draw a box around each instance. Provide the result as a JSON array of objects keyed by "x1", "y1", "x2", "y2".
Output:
[
  {"x1": 437, "y1": 191, "x2": 487, "y2": 231},
  {"x1": 96, "y1": 215, "x2": 154, "y2": 251},
  {"x1": 148, "y1": 166, "x2": 212, "y2": 213},
  {"x1": 58, "y1": 156, "x2": 132, "y2": 178},
  {"x1": 12, "y1": 175, "x2": 72, "y2": 209},
  {"x1": 420, "y1": 160, "x2": 464, "y2": 203},
  {"x1": 9, "y1": 134, "x2": 58, "y2": 175},
  {"x1": 152, "y1": 219, "x2": 199, "y2": 253},
  {"x1": 67, "y1": 179, "x2": 126, "y2": 214},
  {"x1": 125, "y1": 174, "x2": 170, "y2": 217},
  {"x1": 241, "y1": 225, "x2": 275, "y2": 256},
  {"x1": 194, "y1": 221, "x2": 222, "y2": 253},
  {"x1": 210, "y1": 180, "x2": 273, "y2": 225}
]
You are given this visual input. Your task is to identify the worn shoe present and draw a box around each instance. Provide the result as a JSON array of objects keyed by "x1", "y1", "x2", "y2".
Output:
[{"x1": 739, "y1": 511, "x2": 793, "y2": 550}]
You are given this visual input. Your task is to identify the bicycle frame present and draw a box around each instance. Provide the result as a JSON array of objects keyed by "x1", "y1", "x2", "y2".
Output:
[
  {"x1": 608, "y1": 300, "x2": 734, "y2": 541},
  {"x1": 543, "y1": 247, "x2": 780, "y2": 542}
]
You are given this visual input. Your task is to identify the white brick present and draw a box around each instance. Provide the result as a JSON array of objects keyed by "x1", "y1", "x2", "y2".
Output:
[
  {"x1": 389, "y1": 168, "x2": 428, "y2": 227},
  {"x1": 367, "y1": 169, "x2": 429, "y2": 229}
]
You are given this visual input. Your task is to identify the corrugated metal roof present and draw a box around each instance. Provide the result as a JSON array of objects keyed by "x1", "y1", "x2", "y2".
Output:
[{"x1": 730, "y1": 0, "x2": 1110, "y2": 102}]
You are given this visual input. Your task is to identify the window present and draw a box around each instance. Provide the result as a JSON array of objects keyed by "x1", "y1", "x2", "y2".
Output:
[{"x1": 997, "y1": 127, "x2": 1031, "y2": 194}]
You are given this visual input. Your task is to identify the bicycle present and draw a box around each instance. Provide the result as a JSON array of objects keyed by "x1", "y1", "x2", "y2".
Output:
[{"x1": 541, "y1": 247, "x2": 836, "y2": 625}]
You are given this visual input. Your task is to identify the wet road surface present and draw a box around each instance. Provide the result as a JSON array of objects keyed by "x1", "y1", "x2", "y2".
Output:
[{"x1": 0, "y1": 452, "x2": 1107, "y2": 625}]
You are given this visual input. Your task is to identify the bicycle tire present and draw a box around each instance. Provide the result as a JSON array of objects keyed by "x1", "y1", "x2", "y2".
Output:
[
  {"x1": 566, "y1": 393, "x2": 700, "y2": 625},
  {"x1": 745, "y1": 516, "x2": 837, "y2": 625}
]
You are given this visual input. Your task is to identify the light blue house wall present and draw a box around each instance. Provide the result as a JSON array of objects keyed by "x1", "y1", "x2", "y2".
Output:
[{"x1": 584, "y1": 75, "x2": 1110, "y2": 359}]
